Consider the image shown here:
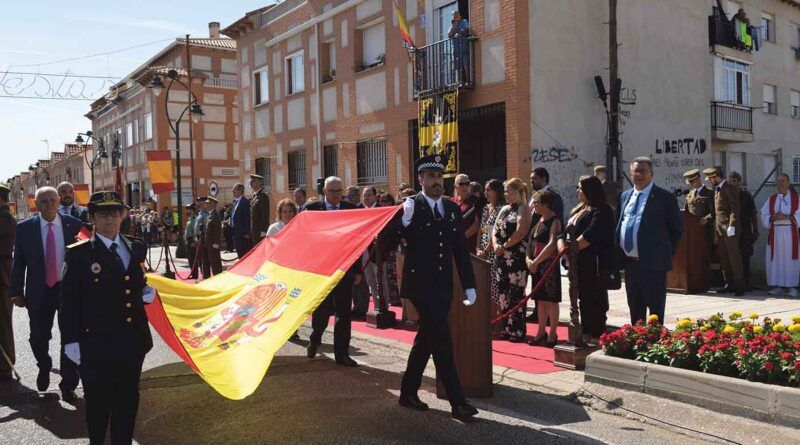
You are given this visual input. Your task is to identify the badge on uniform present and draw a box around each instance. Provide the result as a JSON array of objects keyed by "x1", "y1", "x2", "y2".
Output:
[{"x1": 91, "y1": 262, "x2": 102, "y2": 274}]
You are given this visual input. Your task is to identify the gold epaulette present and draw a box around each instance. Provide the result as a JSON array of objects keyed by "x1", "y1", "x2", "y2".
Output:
[{"x1": 67, "y1": 239, "x2": 91, "y2": 249}]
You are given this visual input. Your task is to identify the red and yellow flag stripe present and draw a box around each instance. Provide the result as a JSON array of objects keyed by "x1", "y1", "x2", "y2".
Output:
[{"x1": 146, "y1": 150, "x2": 174, "y2": 194}]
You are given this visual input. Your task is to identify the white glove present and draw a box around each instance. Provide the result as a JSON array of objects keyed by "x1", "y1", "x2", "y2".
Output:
[
  {"x1": 260, "y1": 231, "x2": 267, "y2": 237},
  {"x1": 401, "y1": 197, "x2": 415, "y2": 227},
  {"x1": 212, "y1": 243, "x2": 220, "y2": 249},
  {"x1": 727, "y1": 226, "x2": 736, "y2": 237},
  {"x1": 463, "y1": 288, "x2": 477, "y2": 306},
  {"x1": 65, "y1": 342, "x2": 81, "y2": 366},
  {"x1": 142, "y1": 286, "x2": 156, "y2": 304}
]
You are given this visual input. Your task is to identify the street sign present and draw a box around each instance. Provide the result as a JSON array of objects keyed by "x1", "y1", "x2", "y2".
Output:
[{"x1": 209, "y1": 181, "x2": 218, "y2": 197}]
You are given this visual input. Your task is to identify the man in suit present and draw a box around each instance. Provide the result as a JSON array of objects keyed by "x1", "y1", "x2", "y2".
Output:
[
  {"x1": 292, "y1": 188, "x2": 307, "y2": 212},
  {"x1": 595, "y1": 165, "x2": 621, "y2": 214},
  {"x1": 229, "y1": 183, "x2": 252, "y2": 258},
  {"x1": 11, "y1": 186, "x2": 82, "y2": 398},
  {"x1": 617, "y1": 157, "x2": 683, "y2": 325},
  {"x1": 205, "y1": 196, "x2": 223, "y2": 276},
  {"x1": 60, "y1": 191, "x2": 154, "y2": 445},
  {"x1": 305, "y1": 176, "x2": 362, "y2": 367},
  {"x1": 0, "y1": 184, "x2": 16, "y2": 382},
  {"x1": 704, "y1": 167, "x2": 746, "y2": 295},
  {"x1": 729, "y1": 171, "x2": 759, "y2": 292},
  {"x1": 183, "y1": 203, "x2": 199, "y2": 280},
  {"x1": 529, "y1": 167, "x2": 564, "y2": 224},
  {"x1": 383, "y1": 154, "x2": 478, "y2": 421},
  {"x1": 249, "y1": 174, "x2": 270, "y2": 245},
  {"x1": 57, "y1": 181, "x2": 89, "y2": 223}
]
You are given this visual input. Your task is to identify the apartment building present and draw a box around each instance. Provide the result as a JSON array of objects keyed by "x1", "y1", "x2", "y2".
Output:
[
  {"x1": 223, "y1": 0, "x2": 530, "y2": 200},
  {"x1": 87, "y1": 23, "x2": 241, "y2": 208}
]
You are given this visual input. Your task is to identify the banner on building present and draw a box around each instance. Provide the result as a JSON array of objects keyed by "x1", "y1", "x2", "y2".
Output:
[
  {"x1": 73, "y1": 184, "x2": 90, "y2": 206},
  {"x1": 145, "y1": 206, "x2": 402, "y2": 400},
  {"x1": 418, "y1": 91, "x2": 459, "y2": 176},
  {"x1": 27, "y1": 194, "x2": 36, "y2": 213},
  {"x1": 146, "y1": 151, "x2": 175, "y2": 194}
]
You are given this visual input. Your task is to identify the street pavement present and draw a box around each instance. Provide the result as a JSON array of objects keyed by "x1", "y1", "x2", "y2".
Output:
[{"x1": 1, "y1": 244, "x2": 798, "y2": 444}]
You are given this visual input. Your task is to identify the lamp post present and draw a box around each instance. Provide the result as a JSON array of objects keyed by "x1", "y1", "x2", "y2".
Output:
[
  {"x1": 148, "y1": 69, "x2": 203, "y2": 272},
  {"x1": 75, "y1": 131, "x2": 108, "y2": 192}
]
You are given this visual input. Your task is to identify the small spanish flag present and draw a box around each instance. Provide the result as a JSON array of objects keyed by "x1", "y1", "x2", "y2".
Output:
[
  {"x1": 394, "y1": 0, "x2": 416, "y2": 51},
  {"x1": 27, "y1": 194, "x2": 36, "y2": 213},
  {"x1": 146, "y1": 150, "x2": 174, "y2": 194},
  {"x1": 73, "y1": 184, "x2": 90, "y2": 206}
]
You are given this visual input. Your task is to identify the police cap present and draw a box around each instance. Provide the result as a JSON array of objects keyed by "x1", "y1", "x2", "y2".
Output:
[
  {"x1": 88, "y1": 191, "x2": 125, "y2": 212},
  {"x1": 415, "y1": 154, "x2": 445, "y2": 174}
]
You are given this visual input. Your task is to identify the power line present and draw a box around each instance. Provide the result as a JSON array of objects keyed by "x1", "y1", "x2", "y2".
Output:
[
  {"x1": 0, "y1": 71, "x2": 120, "y2": 79},
  {"x1": 8, "y1": 37, "x2": 175, "y2": 68},
  {"x1": 0, "y1": 95, "x2": 94, "y2": 101}
]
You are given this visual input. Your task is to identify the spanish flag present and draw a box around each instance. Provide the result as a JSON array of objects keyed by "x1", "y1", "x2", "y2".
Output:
[
  {"x1": 394, "y1": 0, "x2": 416, "y2": 50},
  {"x1": 146, "y1": 150, "x2": 174, "y2": 194},
  {"x1": 146, "y1": 206, "x2": 401, "y2": 399},
  {"x1": 73, "y1": 184, "x2": 90, "y2": 206}
]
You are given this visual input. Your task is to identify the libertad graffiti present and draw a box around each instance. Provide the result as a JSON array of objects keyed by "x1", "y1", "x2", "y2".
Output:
[{"x1": 654, "y1": 138, "x2": 707, "y2": 155}]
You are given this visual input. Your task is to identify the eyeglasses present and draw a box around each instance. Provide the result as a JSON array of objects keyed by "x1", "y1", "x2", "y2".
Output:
[
  {"x1": 457, "y1": 182, "x2": 470, "y2": 186},
  {"x1": 327, "y1": 189, "x2": 343, "y2": 194}
]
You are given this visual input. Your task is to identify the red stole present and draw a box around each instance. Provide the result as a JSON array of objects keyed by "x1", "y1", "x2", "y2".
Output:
[{"x1": 768, "y1": 191, "x2": 799, "y2": 260}]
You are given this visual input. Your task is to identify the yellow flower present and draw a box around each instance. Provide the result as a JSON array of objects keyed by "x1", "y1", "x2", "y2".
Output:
[
  {"x1": 701, "y1": 324, "x2": 711, "y2": 332},
  {"x1": 789, "y1": 324, "x2": 800, "y2": 334},
  {"x1": 648, "y1": 314, "x2": 659, "y2": 323},
  {"x1": 792, "y1": 316, "x2": 800, "y2": 324},
  {"x1": 710, "y1": 314, "x2": 722, "y2": 322},
  {"x1": 730, "y1": 311, "x2": 743, "y2": 320},
  {"x1": 753, "y1": 325, "x2": 764, "y2": 334},
  {"x1": 723, "y1": 325, "x2": 737, "y2": 335},
  {"x1": 749, "y1": 313, "x2": 760, "y2": 320},
  {"x1": 677, "y1": 319, "x2": 693, "y2": 329},
  {"x1": 773, "y1": 323, "x2": 787, "y2": 333}
]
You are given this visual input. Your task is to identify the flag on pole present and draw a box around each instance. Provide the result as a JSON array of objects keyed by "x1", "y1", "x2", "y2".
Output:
[
  {"x1": 145, "y1": 206, "x2": 401, "y2": 400},
  {"x1": 146, "y1": 151, "x2": 175, "y2": 194},
  {"x1": 394, "y1": 0, "x2": 416, "y2": 51},
  {"x1": 73, "y1": 184, "x2": 90, "y2": 206}
]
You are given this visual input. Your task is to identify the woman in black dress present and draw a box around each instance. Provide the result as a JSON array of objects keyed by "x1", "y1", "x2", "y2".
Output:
[
  {"x1": 557, "y1": 176, "x2": 615, "y2": 344},
  {"x1": 477, "y1": 179, "x2": 505, "y2": 306},
  {"x1": 526, "y1": 190, "x2": 563, "y2": 347},
  {"x1": 492, "y1": 178, "x2": 531, "y2": 342}
]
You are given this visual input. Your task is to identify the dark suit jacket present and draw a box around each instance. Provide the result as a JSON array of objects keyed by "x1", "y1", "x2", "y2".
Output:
[
  {"x1": 250, "y1": 188, "x2": 271, "y2": 243},
  {"x1": 0, "y1": 205, "x2": 15, "y2": 299},
  {"x1": 62, "y1": 205, "x2": 89, "y2": 223},
  {"x1": 231, "y1": 196, "x2": 251, "y2": 240},
  {"x1": 303, "y1": 200, "x2": 361, "y2": 288},
  {"x1": 11, "y1": 214, "x2": 82, "y2": 309},
  {"x1": 616, "y1": 184, "x2": 683, "y2": 272}
]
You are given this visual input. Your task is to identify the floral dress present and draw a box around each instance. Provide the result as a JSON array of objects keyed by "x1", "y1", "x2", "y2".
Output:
[
  {"x1": 479, "y1": 204, "x2": 502, "y2": 305},
  {"x1": 492, "y1": 203, "x2": 529, "y2": 340}
]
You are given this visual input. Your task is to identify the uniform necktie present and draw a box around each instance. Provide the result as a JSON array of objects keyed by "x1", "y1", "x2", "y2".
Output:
[
  {"x1": 45, "y1": 223, "x2": 58, "y2": 287},
  {"x1": 110, "y1": 242, "x2": 126, "y2": 270},
  {"x1": 624, "y1": 192, "x2": 643, "y2": 253},
  {"x1": 433, "y1": 202, "x2": 443, "y2": 221}
]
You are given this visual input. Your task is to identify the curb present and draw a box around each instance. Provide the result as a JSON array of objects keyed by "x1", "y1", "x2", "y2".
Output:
[{"x1": 585, "y1": 351, "x2": 800, "y2": 428}]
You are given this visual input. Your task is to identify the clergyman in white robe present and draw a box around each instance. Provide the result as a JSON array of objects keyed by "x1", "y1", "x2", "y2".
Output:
[{"x1": 760, "y1": 192, "x2": 800, "y2": 290}]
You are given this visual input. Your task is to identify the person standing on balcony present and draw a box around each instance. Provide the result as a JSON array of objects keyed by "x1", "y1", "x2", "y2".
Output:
[{"x1": 448, "y1": 10, "x2": 470, "y2": 84}]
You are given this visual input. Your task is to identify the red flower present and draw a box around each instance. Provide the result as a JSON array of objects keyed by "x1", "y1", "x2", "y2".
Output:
[
  {"x1": 764, "y1": 361, "x2": 774, "y2": 372},
  {"x1": 780, "y1": 352, "x2": 794, "y2": 361},
  {"x1": 794, "y1": 362, "x2": 800, "y2": 372}
]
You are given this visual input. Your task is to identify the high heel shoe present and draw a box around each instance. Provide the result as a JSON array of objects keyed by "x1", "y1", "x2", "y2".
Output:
[
  {"x1": 527, "y1": 333, "x2": 547, "y2": 346},
  {"x1": 545, "y1": 335, "x2": 559, "y2": 348}
]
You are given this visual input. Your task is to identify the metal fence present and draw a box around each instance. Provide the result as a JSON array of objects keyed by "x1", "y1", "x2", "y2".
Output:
[
  {"x1": 711, "y1": 101, "x2": 753, "y2": 133},
  {"x1": 413, "y1": 37, "x2": 476, "y2": 98}
]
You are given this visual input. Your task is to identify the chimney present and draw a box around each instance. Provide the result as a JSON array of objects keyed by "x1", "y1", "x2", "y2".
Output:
[{"x1": 209, "y1": 22, "x2": 220, "y2": 39}]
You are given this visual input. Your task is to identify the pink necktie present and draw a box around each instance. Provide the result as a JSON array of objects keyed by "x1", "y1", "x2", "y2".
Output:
[{"x1": 45, "y1": 223, "x2": 58, "y2": 287}]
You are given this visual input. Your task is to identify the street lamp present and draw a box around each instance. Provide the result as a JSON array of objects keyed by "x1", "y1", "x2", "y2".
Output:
[
  {"x1": 75, "y1": 131, "x2": 108, "y2": 192},
  {"x1": 148, "y1": 68, "x2": 204, "y2": 274}
]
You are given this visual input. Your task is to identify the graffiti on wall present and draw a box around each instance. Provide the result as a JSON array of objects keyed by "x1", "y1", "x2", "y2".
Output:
[
  {"x1": 650, "y1": 137, "x2": 709, "y2": 191},
  {"x1": 529, "y1": 145, "x2": 587, "y2": 210},
  {"x1": 531, "y1": 146, "x2": 579, "y2": 164}
]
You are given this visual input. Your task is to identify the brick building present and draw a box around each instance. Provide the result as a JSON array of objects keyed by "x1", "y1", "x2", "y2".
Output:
[
  {"x1": 87, "y1": 23, "x2": 241, "y2": 209},
  {"x1": 223, "y1": 0, "x2": 530, "y2": 202}
]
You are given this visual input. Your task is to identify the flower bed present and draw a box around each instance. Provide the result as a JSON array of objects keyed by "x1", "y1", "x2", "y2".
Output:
[{"x1": 599, "y1": 312, "x2": 800, "y2": 388}]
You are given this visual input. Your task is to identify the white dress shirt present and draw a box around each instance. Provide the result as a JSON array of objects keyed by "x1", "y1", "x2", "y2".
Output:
[
  {"x1": 618, "y1": 181, "x2": 654, "y2": 257},
  {"x1": 402, "y1": 191, "x2": 444, "y2": 227},
  {"x1": 40, "y1": 214, "x2": 66, "y2": 281},
  {"x1": 324, "y1": 198, "x2": 341, "y2": 211},
  {"x1": 95, "y1": 232, "x2": 131, "y2": 270}
]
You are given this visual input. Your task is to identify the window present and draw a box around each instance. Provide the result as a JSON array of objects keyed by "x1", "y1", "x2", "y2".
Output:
[
  {"x1": 254, "y1": 157, "x2": 271, "y2": 190},
  {"x1": 361, "y1": 22, "x2": 385, "y2": 67},
  {"x1": 435, "y1": 2, "x2": 460, "y2": 42},
  {"x1": 760, "y1": 13, "x2": 775, "y2": 43},
  {"x1": 323, "y1": 144, "x2": 338, "y2": 178},
  {"x1": 718, "y1": 58, "x2": 750, "y2": 105},
  {"x1": 762, "y1": 84, "x2": 776, "y2": 114},
  {"x1": 144, "y1": 113, "x2": 153, "y2": 140},
  {"x1": 794, "y1": 156, "x2": 800, "y2": 183},
  {"x1": 286, "y1": 52, "x2": 305, "y2": 95},
  {"x1": 133, "y1": 119, "x2": 139, "y2": 144},
  {"x1": 254, "y1": 67, "x2": 269, "y2": 105},
  {"x1": 321, "y1": 42, "x2": 336, "y2": 83},
  {"x1": 126, "y1": 123, "x2": 133, "y2": 147},
  {"x1": 356, "y1": 138, "x2": 388, "y2": 185},
  {"x1": 792, "y1": 91, "x2": 800, "y2": 118},
  {"x1": 288, "y1": 151, "x2": 307, "y2": 189}
]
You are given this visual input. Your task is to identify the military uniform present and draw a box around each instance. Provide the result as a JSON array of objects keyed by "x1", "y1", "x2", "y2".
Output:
[
  {"x1": 0, "y1": 186, "x2": 16, "y2": 380},
  {"x1": 683, "y1": 170, "x2": 715, "y2": 223},
  {"x1": 704, "y1": 168, "x2": 746, "y2": 293},
  {"x1": 184, "y1": 204, "x2": 198, "y2": 280},
  {"x1": 194, "y1": 199, "x2": 209, "y2": 279},
  {"x1": 205, "y1": 197, "x2": 223, "y2": 276},
  {"x1": 250, "y1": 176, "x2": 271, "y2": 245},
  {"x1": 60, "y1": 191, "x2": 153, "y2": 445}
]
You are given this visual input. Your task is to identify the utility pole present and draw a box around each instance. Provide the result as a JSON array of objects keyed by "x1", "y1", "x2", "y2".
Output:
[
  {"x1": 186, "y1": 34, "x2": 196, "y2": 200},
  {"x1": 608, "y1": 0, "x2": 621, "y2": 186}
]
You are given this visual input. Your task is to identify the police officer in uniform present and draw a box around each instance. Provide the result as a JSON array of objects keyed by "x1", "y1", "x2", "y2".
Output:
[
  {"x1": 249, "y1": 174, "x2": 270, "y2": 245},
  {"x1": 60, "y1": 191, "x2": 154, "y2": 445},
  {"x1": 184, "y1": 203, "x2": 199, "y2": 280},
  {"x1": 386, "y1": 154, "x2": 479, "y2": 421},
  {"x1": 194, "y1": 196, "x2": 210, "y2": 279},
  {"x1": 205, "y1": 196, "x2": 223, "y2": 275}
]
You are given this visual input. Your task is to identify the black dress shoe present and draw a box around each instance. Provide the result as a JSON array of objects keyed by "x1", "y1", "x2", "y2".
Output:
[
  {"x1": 398, "y1": 393, "x2": 429, "y2": 411},
  {"x1": 61, "y1": 389, "x2": 78, "y2": 403},
  {"x1": 715, "y1": 286, "x2": 734, "y2": 294},
  {"x1": 307, "y1": 343, "x2": 318, "y2": 359},
  {"x1": 36, "y1": 369, "x2": 50, "y2": 392},
  {"x1": 734, "y1": 290, "x2": 745, "y2": 297},
  {"x1": 335, "y1": 356, "x2": 358, "y2": 367},
  {"x1": 452, "y1": 402, "x2": 479, "y2": 421}
]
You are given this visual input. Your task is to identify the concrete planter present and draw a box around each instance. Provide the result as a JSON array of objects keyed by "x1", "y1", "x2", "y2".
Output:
[{"x1": 585, "y1": 351, "x2": 800, "y2": 427}]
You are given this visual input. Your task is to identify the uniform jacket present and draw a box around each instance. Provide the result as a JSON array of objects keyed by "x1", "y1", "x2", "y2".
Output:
[
  {"x1": 615, "y1": 184, "x2": 683, "y2": 271},
  {"x1": 205, "y1": 208, "x2": 222, "y2": 247},
  {"x1": 61, "y1": 205, "x2": 89, "y2": 223},
  {"x1": 60, "y1": 234, "x2": 153, "y2": 361},
  {"x1": 714, "y1": 181, "x2": 740, "y2": 236},
  {"x1": 0, "y1": 205, "x2": 15, "y2": 298},
  {"x1": 11, "y1": 214, "x2": 82, "y2": 309},
  {"x1": 250, "y1": 188, "x2": 271, "y2": 242},
  {"x1": 303, "y1": 199, "x2": 361, "y2": 289},
  {"x1": 684, "y1": 186, "x2": 715, "y2": 222},
  {"x1": 231, "y1": 196, "x2": 251, "y2": 241},
  {"x1": 389, "y1": 194, "x2": 476, "y2": 303}
]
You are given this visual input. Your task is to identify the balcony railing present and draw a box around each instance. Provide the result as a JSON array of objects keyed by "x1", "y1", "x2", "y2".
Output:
[
  {"x1": 711, "y1": 101, "x2": 753, "y2": 133},
  {"x1": 413, "y1": 37, "x2": 476, "y2": 99},
  {"x1": 204, "y1": 77, "x2": 238, "y2": 89},
  {"x1": 708, "y1": 8, "x2": 753, "y2": 53}
]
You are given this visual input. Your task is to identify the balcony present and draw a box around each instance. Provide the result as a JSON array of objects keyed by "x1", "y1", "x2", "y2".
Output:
[
  {"x1": 708, "y1": 8, "x2": 754, "y2": 59},
  {"x1": 204, "y1": 77, "x2": 238, "y2": 89},
  {"x1": 413, "y1": 37, "x2": 476, "y2": 99},
  {"x1": 711, "y1": 101, "x2": 754, "y2": 142}
]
